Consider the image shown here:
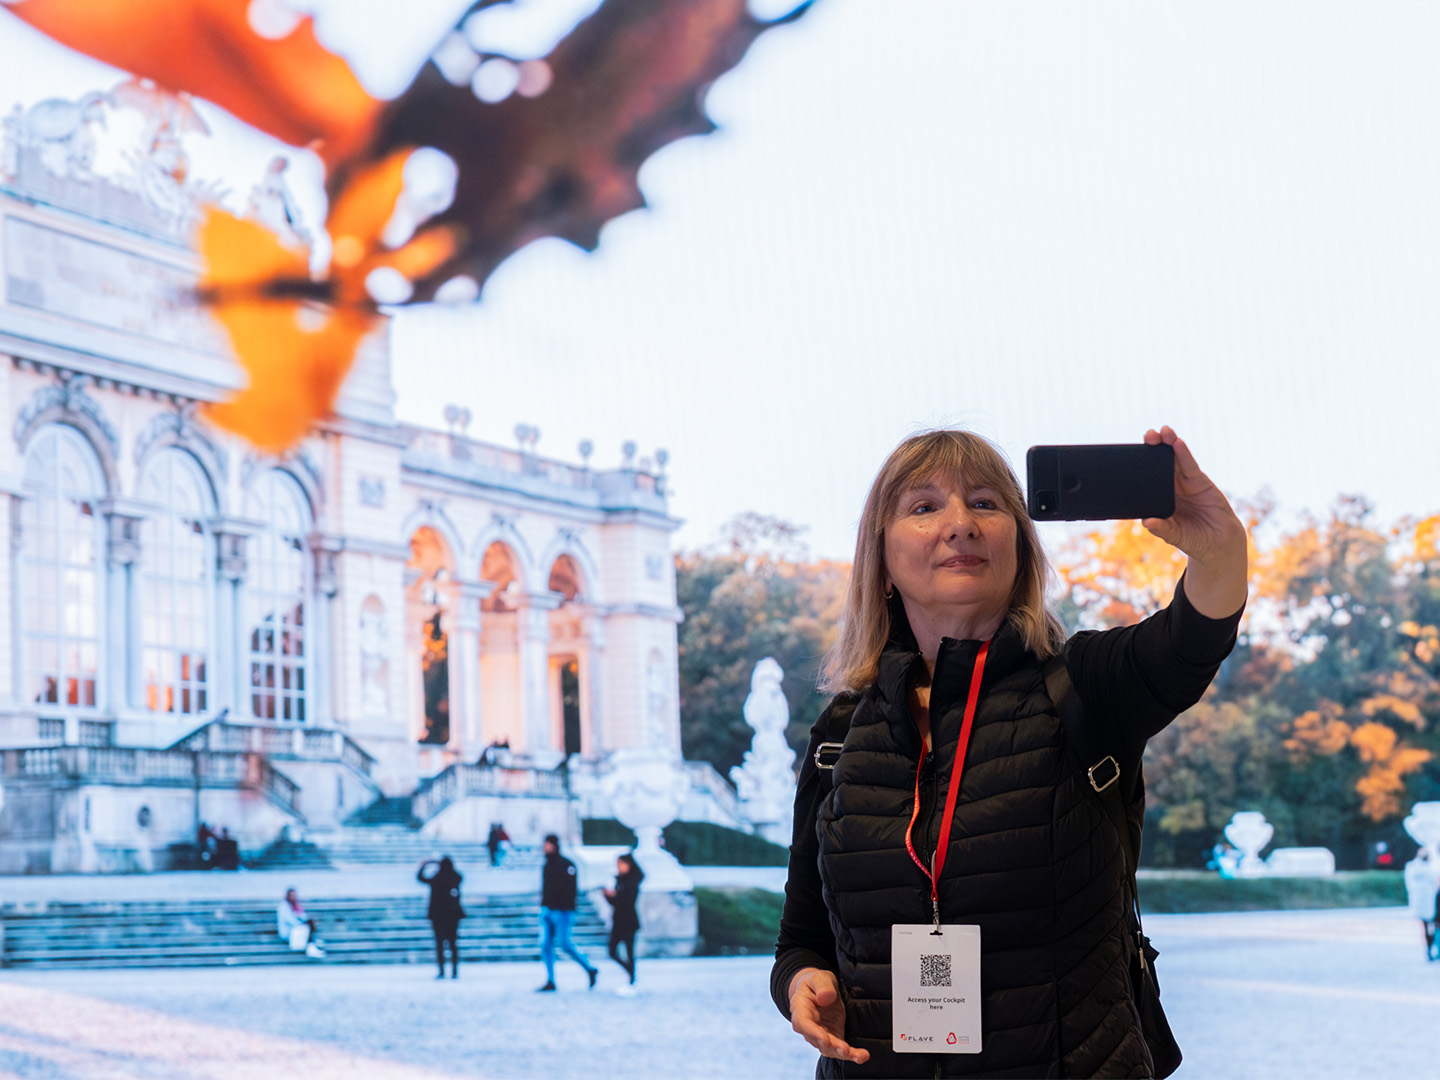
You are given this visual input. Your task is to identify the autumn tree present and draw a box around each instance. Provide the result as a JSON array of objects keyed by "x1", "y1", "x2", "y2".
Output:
[
  {"x1": 1058, "y1": 498, "x2": 1439, "y2": 866},
  {"x1": 676, "y1": 515, "x2": 849, "y2": 777}
]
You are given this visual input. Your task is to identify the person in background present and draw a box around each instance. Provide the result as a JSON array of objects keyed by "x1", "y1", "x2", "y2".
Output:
[
  {"x1": 1404, "y1": 847, "x2": 1440, "y2": 961},
  {"x1": 418, "y1": 856, "x2": 465, "y2": 978},
  {"x1": 603, "y1": 852, "x2": 644, "y2": 995},
  {"x1": 277, "y1": 888, "x2": 325, "y2": 959},
  {"x1": 537, "y1": 833, "x2": 598, "y2": 992},
  {"x1": 486, "y1": 822, "x2": 511, "y2": 868}
]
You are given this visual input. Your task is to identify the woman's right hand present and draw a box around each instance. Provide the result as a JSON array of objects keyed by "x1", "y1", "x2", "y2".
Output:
[{"x1": 788, "y1": 967, "x2": 870, "y2": 1065}]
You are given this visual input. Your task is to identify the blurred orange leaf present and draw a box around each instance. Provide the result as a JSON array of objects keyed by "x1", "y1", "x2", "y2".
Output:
[
  {"x1": 6, "y1": 0, "x2": 380, "y2": 164},
  {"x1": 197, "y1": 211, "x2": 376, "y2": 452}
]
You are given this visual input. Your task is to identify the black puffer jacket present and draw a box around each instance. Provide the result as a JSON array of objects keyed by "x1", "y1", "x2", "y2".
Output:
[{"x1": 772, "y1": 581, "x2": 1240, "y2": 1078}]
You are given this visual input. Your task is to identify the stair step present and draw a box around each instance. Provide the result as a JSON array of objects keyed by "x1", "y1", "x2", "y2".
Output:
[{"x1": 1, "y1": 893, "x2": 609, "y2": 971}]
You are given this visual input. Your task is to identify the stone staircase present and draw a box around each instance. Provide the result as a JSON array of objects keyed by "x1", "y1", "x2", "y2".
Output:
[
  {"x1": 254, "y1": 827, "x2": 539, "y2": 872},
  {"x1": 0, "y1": 892, "x2": 607, "y2": 970}
]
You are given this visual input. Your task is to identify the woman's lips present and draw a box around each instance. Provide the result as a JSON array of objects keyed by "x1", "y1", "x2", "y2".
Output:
[{"x1": 940, "y1": 555, "x2": 984, "y2": 568}]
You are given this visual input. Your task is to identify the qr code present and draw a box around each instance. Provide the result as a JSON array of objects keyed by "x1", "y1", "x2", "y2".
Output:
[{"x1": 919, "y1": 954, "x2": 952, "y2": 987}]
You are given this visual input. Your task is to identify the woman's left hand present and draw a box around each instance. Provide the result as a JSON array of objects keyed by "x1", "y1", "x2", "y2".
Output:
[{"x1": 1141, "y1": 426, "x2": 1249, "y2": 619}]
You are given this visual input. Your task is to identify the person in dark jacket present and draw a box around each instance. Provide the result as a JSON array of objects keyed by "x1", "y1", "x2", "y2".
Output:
[
  {"x1": 772, "y1": 427, "x2": 1248, "y2": 1078},
  {"x1": 603, "y1": 852, "x2": 644, "y2": 992},
  {"x1": 537, "y1": 833, "x2": 598, "y2": 992},
  {"x1": 418, "y1": 856, "x2": 464, "y2": 978}
]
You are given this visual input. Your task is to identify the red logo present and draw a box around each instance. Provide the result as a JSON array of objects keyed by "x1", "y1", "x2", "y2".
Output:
[
  {"x1": 899, "y1": 1034, "x2": 906, "y2": 1041},
  {"x1": 946, "y1": 1033, "x2": 957, "y2": 1045}
]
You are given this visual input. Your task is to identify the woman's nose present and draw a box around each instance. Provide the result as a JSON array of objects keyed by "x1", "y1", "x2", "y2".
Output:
[{"x1": 942, "y1": 500, "x2": 978, "y2": 539}]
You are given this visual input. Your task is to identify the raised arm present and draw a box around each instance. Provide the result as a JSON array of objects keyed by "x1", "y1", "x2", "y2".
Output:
[{"x1": 1140, "y1": 426, "x2": 1248, "y2": 619}]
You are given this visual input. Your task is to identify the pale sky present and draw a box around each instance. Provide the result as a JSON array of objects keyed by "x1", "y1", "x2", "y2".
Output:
[{"x1": 4, "y1": 1, "x2": 1440, "y2": 557}]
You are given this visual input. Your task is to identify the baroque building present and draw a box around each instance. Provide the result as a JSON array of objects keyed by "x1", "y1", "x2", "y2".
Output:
[{"x1": 0, "y1": 92, "x2": 692, "y2": 871}]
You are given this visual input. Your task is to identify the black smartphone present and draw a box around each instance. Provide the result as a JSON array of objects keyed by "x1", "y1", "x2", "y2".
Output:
[{"x1": 1026, "y1": 443, "x2": 1175, "y2": 521}]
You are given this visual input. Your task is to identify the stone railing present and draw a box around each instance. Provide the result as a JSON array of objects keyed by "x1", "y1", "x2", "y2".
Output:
[
  {"x1": 0, "y1": 746, "x2": 300, "y2": 816},
  {"x1": 170, "y1": 720, "x2": 375, "y2": 779},
  {"x1": 684, "y1": 761, "x2": 747, "y2": 827},
  {"x1": 402, "y1": 428, "x2": 665, "y2": 502},
  {"x1": 411, "y1": 760, "x2": 569, "y2": 823}
]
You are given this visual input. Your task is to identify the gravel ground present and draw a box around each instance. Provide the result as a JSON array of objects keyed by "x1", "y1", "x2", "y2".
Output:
[{"x1": 0, "y1": 907, "x2": 1434, "y2": 1079}]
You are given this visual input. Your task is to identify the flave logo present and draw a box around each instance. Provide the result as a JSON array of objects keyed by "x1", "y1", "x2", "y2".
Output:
[{"x1": 898, "y1": 1033, "x2": 934, "y2": 1043}]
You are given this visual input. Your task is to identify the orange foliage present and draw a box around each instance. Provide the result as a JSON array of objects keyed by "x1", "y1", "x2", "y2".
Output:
[
  {"x1": 1359, "y1": 693, "x2": 1424, "y2": 729},
  {"x1": 197, "y1": 211, "x2": 375, "y2": 452},
  {"x1": 6, "y1": 0, "x2": 380, "y2": 165},
  {"x1": 1349, "y1": 721, "x2": 1432, "y2": 820},
  {"x1": 197, "y1": 151, "x2": 458, "y2": 448},
  {"x1": 1414, "y1": 514, "x2": 1440, "y2": 563},
  {"x1": 1060, "y1": 520, "x2": 1188, "y2": 625},
  {"x1": 1285, "y1": 701, "x2": 1352, "y2": 757},
  {"x1": 1253, "y1": 523, "x2": 1325, "y2": 603}
]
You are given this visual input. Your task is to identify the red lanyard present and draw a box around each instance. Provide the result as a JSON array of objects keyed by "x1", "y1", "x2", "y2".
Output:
[{"x1": 904, "y1": 640, "x2": 989, "y2": 929}]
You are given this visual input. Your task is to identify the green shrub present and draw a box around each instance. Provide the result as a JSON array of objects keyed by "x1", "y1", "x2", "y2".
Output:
[
  {"x1": 694, "y1": 886, "x2": 785, "y2": 956},
  {"x1": 581, "y1": 819, "x2": 790, "y2": 866},
  {"x1": 1137, "y1": 870, "x2": 1405, "y2": 913}
]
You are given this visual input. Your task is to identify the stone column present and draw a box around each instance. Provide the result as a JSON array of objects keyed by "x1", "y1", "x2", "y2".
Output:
[
  {"x1": 518, "y1": 592, "x2": 561, "y2": 754},
  {"x1": 449, "y1": 580, "x2": 492, "y2": 754},
  {"x1": 211, "y1": 522, "x2": 251, "y2": 719},
  {"x1": 582, "y1": 609, "x2": 607, "y2": 754},
  {"x1": 311, "y1": 543, "x2": 340, "y2": 725},
  {"x1": 99, "y1": 499, "x2": 144, "y2": 714},
  {"x1": 8, "y1": 493, "x2": 25, "y2": 708}
]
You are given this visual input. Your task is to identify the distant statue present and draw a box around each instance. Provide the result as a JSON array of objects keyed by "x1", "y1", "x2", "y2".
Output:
[
  {"x1": 19, "y1": 91, "x2": 109, "y2": 180},
  {"x1": 109, "y1": 77, "x2": 211, "y2": 219},
  {"x1": 1404, "y1": 801, "x2": 1440, "y2": 961},
  {"x1": 246, "y1": 155, "x2": 310, "y2": 247},
  {"x1": 359, "y1": 599, "x2": 389, "y2": 717},
  {"x1": 730, "y1": 657, "x2": 797, "y2": 844}
]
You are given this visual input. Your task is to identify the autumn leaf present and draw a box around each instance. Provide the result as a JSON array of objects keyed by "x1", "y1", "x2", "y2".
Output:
[
  {"x1": 197, "y1": 210, "x2": 377, "y2": 452},
  {"x1": 7, "y1": 0, "x2": 813, "y2": 450},
  {"x1": 352, "y1": 0, "x2": 812, "y2": 301},
  {"x1": 4, "y1": 0, "x2": 380, "y2": 164}
]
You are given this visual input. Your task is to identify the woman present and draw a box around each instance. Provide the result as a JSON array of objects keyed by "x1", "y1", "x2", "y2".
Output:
[
  {"x1": 771, "y1": 427, "x2": 1247, "y2": 1078},
  {"x1": 276, "y1": 888, "x2": 325, "y2": 959},
  {"x1": 418, "y1": 856, "x2": 465, "y2": 978},
  {"x1": 603, "y1": 853, "x2": 645, "y2": 993}
]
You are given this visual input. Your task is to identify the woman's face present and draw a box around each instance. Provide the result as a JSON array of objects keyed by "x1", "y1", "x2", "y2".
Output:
[{"x1": 883, "y1": 472, "x2": 1019, "y2": 632}]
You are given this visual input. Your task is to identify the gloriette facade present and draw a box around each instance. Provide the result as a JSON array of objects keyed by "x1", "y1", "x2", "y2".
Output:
[{"x1": 0, "y1": 92, "x2": 690, "y2": 871}]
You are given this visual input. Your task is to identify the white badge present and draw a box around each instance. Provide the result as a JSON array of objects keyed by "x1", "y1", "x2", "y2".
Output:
[{"x1": 891, "y1": 923, "x2": 982, "y2": 1054}]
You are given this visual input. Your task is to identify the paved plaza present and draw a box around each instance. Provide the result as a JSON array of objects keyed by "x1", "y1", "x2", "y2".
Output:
[{"x1": 0, "y1": 904, "x2": 1434, "y2": 1078}]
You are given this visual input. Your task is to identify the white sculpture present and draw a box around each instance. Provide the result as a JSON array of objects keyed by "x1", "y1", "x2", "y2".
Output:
[
  {"x1": 358, "y1": 600, "x2": 389, "y2": 717},
  {"x1": 730, "y1": 657, "x2": 797, "y2": 845},
  {"x1": 1403, "y1": 802, "x2": 1440, "y2": 960},
  {"x1": 602, "y1": 746, "x2": 692, "y2": 891},
  {"x1": 246, "y1": 155, "x2": 310, "y2": 247},
  {"x1": 22, "y1": 92, "x2": 109, "y2": 180},
  {"x1": 1223, "y1": 811, "x2": 1274, "y2": 876}
]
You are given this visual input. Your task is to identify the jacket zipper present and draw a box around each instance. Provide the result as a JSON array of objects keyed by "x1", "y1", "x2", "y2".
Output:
[{"x1": 913, "y1": 749, "x2": 937, "y2": 893}]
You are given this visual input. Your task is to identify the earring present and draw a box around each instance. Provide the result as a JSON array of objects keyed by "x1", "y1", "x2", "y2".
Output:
[{"x1": 884, "y1": 583, "x2": 894, "y2": 600}]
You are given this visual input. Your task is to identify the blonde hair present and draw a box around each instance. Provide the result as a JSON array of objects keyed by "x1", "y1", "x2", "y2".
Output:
[{"x1": 819, "y1": 430, "x2": 1066, "y2": 693}]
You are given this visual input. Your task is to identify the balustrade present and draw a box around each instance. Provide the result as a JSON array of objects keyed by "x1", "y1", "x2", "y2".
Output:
[{"x1": 411, "y1": 760, "x2": 568, "y2": 822}]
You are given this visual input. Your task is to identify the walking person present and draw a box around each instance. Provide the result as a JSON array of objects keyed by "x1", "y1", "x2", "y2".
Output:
[
  {"x1": 603, "y1": 853, "x2": 644, "y2": 995},
  {"x1": 537, "y1": 833, "x2": 598, "y2": 992},
  {"x1": 486, "y1": 822, "x2": 511, "y2": 868},
  {"x1": 418, "y1": 856, "x2": 465, "y2": 978}
]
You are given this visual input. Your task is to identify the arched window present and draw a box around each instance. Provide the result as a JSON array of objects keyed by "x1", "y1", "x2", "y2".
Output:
[
  {"x1": 21, "y1": 425, "x2": 104, "y2": 710},
  {"x1": 139, "y1": 450, "x2": 214, "y2": 715},
  {"x1": 245, "y1": 470, "x2": 310, "y2": 722}
]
